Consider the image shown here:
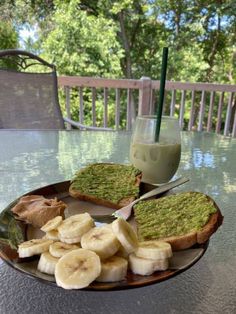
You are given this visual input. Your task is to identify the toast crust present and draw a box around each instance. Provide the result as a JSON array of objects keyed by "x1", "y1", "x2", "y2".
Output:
[
  {"x1": 135, "y1": 193, "x2": 223, "y2": 251},
  {"x1": 69, "y1": 187, "x2": 131, "y2": 209},
  {"x1": 197, "y1": 208, "x2": 223, "y2": 244},
  {"x1": 69, "y1": 163, "x2": 142, "y2": 209}
]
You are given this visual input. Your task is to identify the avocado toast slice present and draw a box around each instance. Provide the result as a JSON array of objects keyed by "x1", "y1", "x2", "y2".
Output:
[
  {"x1": 69, "y1": 163, "x2": 142, "y2": 209},
  {"x1": 133, "y1": 192, "x2": 223, "y2": 250}
]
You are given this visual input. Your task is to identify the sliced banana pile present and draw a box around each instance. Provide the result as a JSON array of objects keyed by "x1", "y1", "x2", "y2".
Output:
[
  {"x1": 17, "y1": 214, "x2": 172, "y2": 289},
  {"x1": 129, "y1": 241, "x2": 172, "y2": 276}
]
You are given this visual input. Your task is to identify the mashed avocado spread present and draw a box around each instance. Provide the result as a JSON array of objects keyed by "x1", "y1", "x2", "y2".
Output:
[
  {"x1": 134, "y1": 192, "x2": 217, "y2": 240},
  {"x1": 70, "y1": 164, "x2": 141, "y2": 204}
]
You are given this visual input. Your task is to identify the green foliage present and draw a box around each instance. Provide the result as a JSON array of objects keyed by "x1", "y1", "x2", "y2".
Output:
[
  {"x1": 1, "y1": 0, "x2": 235, "y2": 83},
  {"x1": 0, "y1": 20, "x2": 18, "y2": 50},
  {"x1": 0, "y1": 0, "x2": 235, "y2": 130},
  {"x1": 41, "y1": 0, "x2": 124, "y2": 77},
  {"x1": 0, "y1": 20, "x2": 19, "y2": 69}
]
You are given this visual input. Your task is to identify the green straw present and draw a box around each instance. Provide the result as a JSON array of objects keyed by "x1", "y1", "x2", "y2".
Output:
[{"x1": 155, "y1": 47, "x2": 169, "y2": 142}]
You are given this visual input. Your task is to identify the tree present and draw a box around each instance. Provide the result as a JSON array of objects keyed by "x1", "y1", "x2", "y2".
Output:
[
  {"x1": 0, "y1": 21, "x2": 18, "y2": 50},
  {"x1": 0, "y1": 0, "x2": 235, "y2": 130},
  {"x1": 1, "y1": 0, "x2": 235, "y2": 83},
  {"x1": 156, "y1": 0, "x2": 236, "y2": 83},
  {"x1": 0, "y1": 0, "x2": 19, "y2": 50},
  {"x1": 41, "y1": 1, "x2": 124, "y2": 77}
]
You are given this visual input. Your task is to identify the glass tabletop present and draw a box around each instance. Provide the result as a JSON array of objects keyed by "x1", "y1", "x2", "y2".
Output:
[{"x1": 0, "y1": 129, "x2": 235, "y2": 313}]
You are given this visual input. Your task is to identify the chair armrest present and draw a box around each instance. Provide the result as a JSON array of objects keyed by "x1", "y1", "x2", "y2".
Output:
[{"x1": 63, "y1": 117, "x2": 113, "y2": 131}]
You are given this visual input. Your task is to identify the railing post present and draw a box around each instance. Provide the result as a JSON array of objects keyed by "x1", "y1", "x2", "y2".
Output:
[
  {"x1": 224, "y1": 92, "x2": 234, "y2": 136},
  {"x1": 65, "y1": 86, "x2": 72, "y2": 130},
  {"x1": 232, "y1": 108, "x2": 236, "y2": 137},
  {"x1": 207, "y1": 91, "x2": 215, "y2": 132},
  {"x1": 216, "y1": 92, "x2": 224, "y2": 133},
  {"x1": 92, "y1": 87, "x2": 96, "y2": 126},
  {"x1": 138, "y1": 77, "x2": 152, "y2": 115},
  {"x1": 198, "y1": 91, "x2": 206, "y2": 131},
  {"x1": 115, "y1": 88, "x2": 120, "y2": 130},
  {"x1": 103, "y1": 87, "x2": 108, "y2": 128},
  {"x1": 170, "y1": 90, "x2": 176, "y2": 117},
  {"x1": 188, "y1": 90, "x2": 195, "y2": 131},
  {"x1": 79, "y1": 87, "x2": 84, "y2": 127},
  {"x1": 179, "y1": 90, "x2": 186, "y2": 130},
  {"x1": 127, "y1": 89, "x2": 132, "y2": 130}
]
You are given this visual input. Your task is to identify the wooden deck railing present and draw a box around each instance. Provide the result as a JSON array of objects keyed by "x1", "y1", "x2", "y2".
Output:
[{"x1": 58, "y1": 76, "x2": 236, "y2": 137}]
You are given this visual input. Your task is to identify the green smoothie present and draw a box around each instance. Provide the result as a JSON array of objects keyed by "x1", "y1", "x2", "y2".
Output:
[{"x1": 130, "y1": 140, "x2": 181, "y2": 184}]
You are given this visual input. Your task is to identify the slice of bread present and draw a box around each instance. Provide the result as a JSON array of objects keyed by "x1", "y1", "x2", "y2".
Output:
[
  {"x1": 133, "y1": 192, "x2": 223, "y2": 250},
  {"x1": 69, "y1": 163, "x2": 142, "y2": 209}
]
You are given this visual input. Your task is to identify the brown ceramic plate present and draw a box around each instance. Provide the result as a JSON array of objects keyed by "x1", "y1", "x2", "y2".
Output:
[{"x1": 0, "y1": 181, "x2": 208, "y2": 291}]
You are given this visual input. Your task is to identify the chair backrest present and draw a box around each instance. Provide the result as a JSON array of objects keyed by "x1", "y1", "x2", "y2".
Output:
[{"x1": 0, "y1": 49, "x2": 65, "y2": 129}]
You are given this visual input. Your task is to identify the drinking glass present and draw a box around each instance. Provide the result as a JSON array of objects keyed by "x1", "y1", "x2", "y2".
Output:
[{"x1": 129, "y1": 115, "x2": 181, "y2": 184}]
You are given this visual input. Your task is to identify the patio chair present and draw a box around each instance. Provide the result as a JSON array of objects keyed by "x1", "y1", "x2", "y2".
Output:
[{"x1": 0, "y1": 49, "x2": 111, "y2": 130}]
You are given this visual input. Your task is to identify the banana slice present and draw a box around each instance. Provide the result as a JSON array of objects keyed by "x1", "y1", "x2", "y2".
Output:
[
  {"x1": 45, "y1": 229, "x2": 60, "y2": 240},
  {"x1": 96, "y1": 256, "x2": 128, "y2": 282},
  {"x1": 129, "y1": 253, "x2": 169, "y2": 276},
  {"x1": 37, "y1": 251, "x2": 59, "y2": 275},
  {"x1": 49, "y1": 241, "x2": 79, "y2": 258},
  {"x1": 112, "y1": 218, "x2": 138, "y2": 254},
  {"x1": 18, "y1": 239, "x2": 53, "y2": 258},
  {"x1": 59, "y1": 235, "x2": 81, "y2": 244},
  {"x1": 153, "y1": 258, "x2": 169, "y2": 272},
  {"x1": 58, "y1": 213, "x2": 94, "y2": 240},
  {"x1": 135, "y1": 241, "x2": 172, "y2": 260},
  {"x1": 81, "y1": 226, "x2": 120, "y2": 260},
  {"x1": 55, "y1": 248, "x2": 101, "y2": 289},
  {"x1": 115, "y1": 245, "x2": 129, "y2": 259},
  {"x1": 40, "y1": 216, "x2": 63, "y2": 232}
]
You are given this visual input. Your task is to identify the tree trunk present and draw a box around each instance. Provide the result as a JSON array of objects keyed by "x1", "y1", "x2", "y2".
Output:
[
  {"x1": 118, "y1": 10, "x2": 132, "y2": 79},
  {"x1": 118, "y1": 10, "x2": 137, "y2": 124},
  {"x1": 205, "y1": 15, "x2": 221, "y2": 81},
  {"x1": 229, "y1": 96, "x2": 236, "y2": 134}
]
